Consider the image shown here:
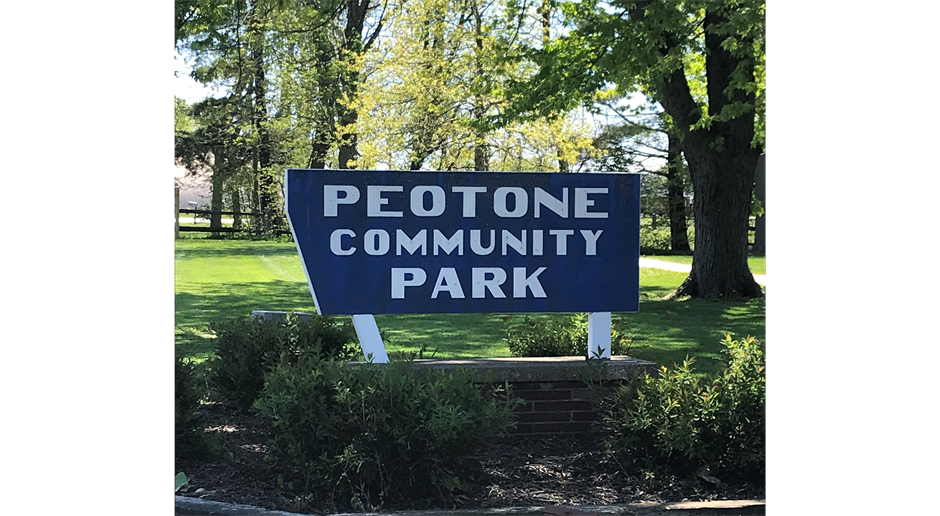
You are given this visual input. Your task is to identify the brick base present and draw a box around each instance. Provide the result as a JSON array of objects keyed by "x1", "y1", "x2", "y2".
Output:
[
  {"x1": 509, "y1": 379, "x2": 622, "y2": 435},
  {"x1": 356, "y1": 355, "x2": 656, "y2": 438}
]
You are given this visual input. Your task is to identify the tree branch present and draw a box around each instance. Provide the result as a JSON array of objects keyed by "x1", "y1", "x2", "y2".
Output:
[{"x1": 627, "y1": 2, "x2": 702, "y2": 139}]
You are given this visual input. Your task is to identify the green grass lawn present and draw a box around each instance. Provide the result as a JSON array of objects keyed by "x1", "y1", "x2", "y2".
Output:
[
  {"x1": 176, "y1": 240, "x2": 765, "y2": 374},
  {"x1": 646, "y1": 255, "x2": 766, "y2": 275}
]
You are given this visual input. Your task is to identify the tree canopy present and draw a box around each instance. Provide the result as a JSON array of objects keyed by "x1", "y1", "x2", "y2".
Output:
[
  {"x1": 174, "y1": 0, "x2": 765, "y2": 297},
  {"x1": 503, "y1": 0, "x2": 765, "y2": 298}
]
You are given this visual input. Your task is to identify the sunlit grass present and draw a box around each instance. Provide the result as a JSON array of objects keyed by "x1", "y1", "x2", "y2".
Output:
[
  {"x1": 176, "y1": 240, "x2": 765, "y2": 374},
  {"x1": 646, "y1": 255, "x2": 765, "y2": 275}
]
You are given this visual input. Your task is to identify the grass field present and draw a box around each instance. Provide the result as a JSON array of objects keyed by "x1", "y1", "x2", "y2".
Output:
[
  {"x1": 176, "y1": 239, "x2": 765, "y2": 374},
  {"x1": 646, "y1": 255, "x2": 766, "y2": 275}
]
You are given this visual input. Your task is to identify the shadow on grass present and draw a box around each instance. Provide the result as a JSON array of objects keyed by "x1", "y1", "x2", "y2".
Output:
[
  {"x1": 375, "y1": 313, "x2": 511, "y2": 358},
  {"x1": 176, "y1": 276, "x2": 765, "y2": 375},
  {"x1": 176, "y1": 280, "x2": 318, "y2": 359},
  {"x1": 174, "y1": 241, "x2": 300, "y2": 259},
  {"x1": 176, "y1": 281, "x2": 316, "y2": 326},
  {"x1": 615, "y1": 297, "x2": 765, "y2": 375}
]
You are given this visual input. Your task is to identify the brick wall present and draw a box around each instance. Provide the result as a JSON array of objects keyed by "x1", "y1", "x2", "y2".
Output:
[
  {"x1": 399, "y1": 356, "x2": 653, "y2": 437},
  {"x1": 509, "y1": 380, "x2": 622, "y2": 435}
]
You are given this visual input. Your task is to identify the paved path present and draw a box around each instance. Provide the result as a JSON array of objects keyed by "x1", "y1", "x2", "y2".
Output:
[{"x1": 640, "y1": 258, "x2": 766, "y2": 286}]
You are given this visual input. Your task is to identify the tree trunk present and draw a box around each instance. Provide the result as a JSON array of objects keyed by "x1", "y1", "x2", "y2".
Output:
[
  {"x1": 472, "y1": 0, "x2": 489, "y2": 172},
  {"x1": 308, "y1": 127, "x2": 330, "y2": 169},
  {"x1": 231, "y1": 188, "x2": 242, "y2": 230},
  {"x1": 672, "y1": 135, "x2": 761, "y2": 299},
  {"x1": 252, "y1": 49, "x2": 276, "y2": 235},
  {"x1": 334, "y1": 46, "x2": 360, "y2": 168},
  {"x1": 649, "y1": 5, "x2": 762, "y2": 299},
  {"x1": 666, "y1": 133, "x2": 690, "y2": 252},
  {"x1": 474, "y1": 140, "x2": 488, "y2": 171},
  {"x1": 250, "y1": 173, "x2": 261, "y2": 231},
  {"x1": 308, "y1": 33, "x2": 337, "y2": 170},
  {"x1": 337, "y1": 93, "x2": 359, "y2": 169},
  {"x1": 210, "y1": 167, "x2": 224, "y2": 230},
  {"x1": 557, "y1": 146, "x2": 569, "y2": 172},
  {"x1": 337, "y1": 0, "x2": 370, "y2": 169},
  {"x1": 249, "y1": 0, "x2": 276, "y2": 235}
]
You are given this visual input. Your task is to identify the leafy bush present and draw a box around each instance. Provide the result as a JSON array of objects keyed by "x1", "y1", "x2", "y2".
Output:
[
  {"x1": 504, "y1": 313, "x2": 631, "y2": 358},
  {"x1": 640, "y1": 223, "x2": 694, "y2": 254},
  {"x1": 208, "y1": 313, "x2": 360, "y2": 410},
  {"x1": 175, "y1": 353, "x2": 217, "y2": 460},
  {"x1": 602, "y1": 335, "x2": 764, "y2": 486},
  {"x1": 254, "y1": 357, "x2": 521, "y2": 511},
  {"x1": 640, "y1": 225, "x2": 673, "y2": 254}
]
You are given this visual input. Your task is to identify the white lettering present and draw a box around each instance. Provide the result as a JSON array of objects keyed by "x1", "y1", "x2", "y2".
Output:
[
  {"x1": 470, "y1": 229, "x2": 495, "y2": 255},
  {"x1": 452, "y1": 186, "x2": 486, "y2": 217},
  {"x1": 534, "y1": 188, "x2": 568, "y2": 218},
  {"x1": 574, "y1": 188, "x2": 608, "y2": 218},
  {"x1": 532, "y1": 230, "x2": 544, "y2": 256},
  {"x1": 580, "y1": 229, "x2": 603, "y2": 255},
  {"x1": 472, "y1": 267, "x2": 507, "y2": 298},
  {"x1": 323, "y1": 185, "x2": 359, "y2": 217},
  {"x1": 549, "y1": 229, "x2": 574, "y2": 255},
  {"x1": 431, "y1": 268, "x2": 465, "y2": 299},
  {"x1": 367, "y1": 185, "x2": 403, "y2": 217},
  {"x1": 513, "y1": 267, "x2": 547, "y2": 298},
  {"x1": 391, "y1": 268, "x2": 427, "y2": 299},
  {"x1": 501, "y1": 229, "x2": 526, "y2": 256},
  {"x1": 433, "y1": 229, "x2": 464, "y2": 256},
  {"x1": 364, "y1": 229, "x2": 390, "y2": 255},
  {"x1": 329, "y1": 229, "x2": 356, "y2": 256},
  {"x1": 410, "y1": 186, "x2": 446, "y2": 217},
  {"x1": 493, "y1": 187, "x2": 528, "y2": 218},
  {"x1": 396, "y1": 229, "x2": 427, "y2": 256}
]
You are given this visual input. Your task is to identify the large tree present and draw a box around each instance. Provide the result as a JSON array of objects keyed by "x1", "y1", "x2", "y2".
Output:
[
  {"x1": 505, "y1": 0, "x2": 765, "y2": 299},
  {"x1": 294, "y1": 0, "x2": 388, "y2": 169},
  {"x1": 593, "y1": 99, "x2": 692, "y2": 252},
  {"x1": 176, "y1": 96, "x2": 255, "y2": 231},
  {"x1": 352, "y1": 0, "x2": 596, "y2": 172},
  {"x1": 175, "y1": 0, "x2": 285, "y2": 234}
]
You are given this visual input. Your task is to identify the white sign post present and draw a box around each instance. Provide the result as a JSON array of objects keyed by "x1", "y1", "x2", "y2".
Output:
[
  {"x1": 587, "y1": 312, "x2": 612, "y2": 359},
  {"x1": 352, "y1": 314, "x2": 389, "y2": 363}
]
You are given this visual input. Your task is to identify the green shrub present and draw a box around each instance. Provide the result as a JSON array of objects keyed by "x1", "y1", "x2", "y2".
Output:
[
  {"x1": 504, "y1": 313, "x2": 631, "y2": 358},
  {"x1": 208, "y1": 313, "x2": 360, "y2": 410},
  {"x1": 175, "y1": 353, "x2": 216, "y2": 460},
  {"x1": 603, "y1": 335, "x2": 764, "y2": 486},
  {"x1": 253, "y1": 357, "x2": 521, "y2": 511},
  {"x1": 640, "y1": 222, "x2": 694, "y2": 254},
  {"x1": 640, "y1": 225, "x2": 673, "y2": 254}
]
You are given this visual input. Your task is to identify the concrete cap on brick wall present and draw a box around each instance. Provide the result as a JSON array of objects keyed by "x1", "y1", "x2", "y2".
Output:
[{"x1": 348, "y1": 356, "x2": 655, "y2": 383}]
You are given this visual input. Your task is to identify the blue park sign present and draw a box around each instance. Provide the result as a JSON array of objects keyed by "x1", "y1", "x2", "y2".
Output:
[{"x1": 286, "y1": 169, "x2": 640, "y2": 315}]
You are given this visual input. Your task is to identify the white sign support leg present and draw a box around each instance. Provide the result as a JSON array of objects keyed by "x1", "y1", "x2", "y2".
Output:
[
  {"x1": 587, "y1": 312, "x2": 612, "y2": 359},
  {"x1": 352, "y1": 314, "x2": 389, "y2": 363}
]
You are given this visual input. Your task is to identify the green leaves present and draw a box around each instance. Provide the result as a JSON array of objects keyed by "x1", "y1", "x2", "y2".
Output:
[
  {"x1": 174, "y1": 472, "x2": 189, "y2": 493},
  {"x1": 254, "y1": 357, "x2": 521, "y2": 510},
  {"x1": 504, "y1": 313, "x2": 631, "y2": 357},
  {"x1": 209, "y1": 313, "x2": 361, "y2": 410},
  {"x1": 176, "y1": 353, "x2": 220, "y2": 460},
  {"x1": 504, "y1": 0, "x2": 764, "y2": 148},
  {"x1": 602, "y1": 334, "x2": 765, "y2": 485}
]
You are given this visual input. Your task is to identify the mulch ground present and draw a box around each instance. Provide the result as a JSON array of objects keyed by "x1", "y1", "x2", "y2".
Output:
[{"x1": 176, "y1": 401, "x2": 763, "y2": 514}]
